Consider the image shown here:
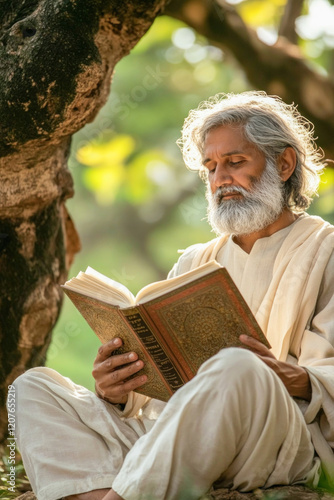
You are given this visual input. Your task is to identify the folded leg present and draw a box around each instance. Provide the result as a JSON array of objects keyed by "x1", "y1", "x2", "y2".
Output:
[
  {"x1": 112, "y1": 348, "x2": 318, "y2": 499},
  {"x1": 13, "y1": 367, "x2": 144, "y2": 500}
]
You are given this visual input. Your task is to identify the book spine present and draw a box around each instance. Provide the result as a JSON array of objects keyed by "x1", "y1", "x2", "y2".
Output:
[{"x1": 123, "y1": 309, "x2": 185, "y2": 392}]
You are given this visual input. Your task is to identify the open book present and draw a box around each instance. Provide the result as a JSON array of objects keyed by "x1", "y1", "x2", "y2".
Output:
[{"x1": 62, "y1": 261, "x2": 270, "y2": 401}]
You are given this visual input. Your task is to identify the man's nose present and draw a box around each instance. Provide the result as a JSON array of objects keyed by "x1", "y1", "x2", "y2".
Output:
[{"x1": 213, "y1": 164, "x2": 233, "y2": 187}]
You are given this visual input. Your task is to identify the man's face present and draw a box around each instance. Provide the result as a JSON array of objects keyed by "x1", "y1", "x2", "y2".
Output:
[
  {"x1": 202, "y1": 125, "x2": 267, "y2": 196},
  {"x1": 203, "y1": 125, "x2": 285, "y2": 236}
]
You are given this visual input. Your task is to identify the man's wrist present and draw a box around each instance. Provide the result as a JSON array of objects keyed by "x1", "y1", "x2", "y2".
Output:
[
  {"x1": 300, "y1": 368, "x2": 312, "y2": 402},
  {"x1": 292, "y1": 368, "x2": 312, "y2": 401},
  {"x1": 94, "y1": 383, "x2": 127, "y2": 410}
]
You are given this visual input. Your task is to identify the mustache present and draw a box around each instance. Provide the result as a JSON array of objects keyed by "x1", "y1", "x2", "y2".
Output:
[{"x1": 213, "y1": 185, "x2": 249, "y2": 202}]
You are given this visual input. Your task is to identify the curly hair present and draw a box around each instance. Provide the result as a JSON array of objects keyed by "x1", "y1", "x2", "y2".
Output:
[{"x1": 178, "y1": 91, "x2": 325, "y2": 212}]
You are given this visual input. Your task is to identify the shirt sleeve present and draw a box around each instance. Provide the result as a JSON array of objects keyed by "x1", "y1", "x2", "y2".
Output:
[{"x1": 114, "y1": 391, "x2": 151, "y2": 418}]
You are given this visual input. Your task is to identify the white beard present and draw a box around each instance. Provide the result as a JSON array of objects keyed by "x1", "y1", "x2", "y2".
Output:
[{"x1": 206, "y1": 159, "x2": 285, "y2": 236}]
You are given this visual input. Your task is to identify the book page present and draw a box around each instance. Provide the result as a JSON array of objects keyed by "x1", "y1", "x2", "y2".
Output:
[
  {"x1": 135, "y1": 260, "x2": 222, "y2": 304},
  {"x1": 63, "y1": 261, "x2": 222, "y2": 309},
  {"x1": 63, "y1": 267, "x2": 136, "y2": 307}
]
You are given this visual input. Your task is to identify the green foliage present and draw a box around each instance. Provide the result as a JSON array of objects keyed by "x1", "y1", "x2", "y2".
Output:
[
  {"x1": 232, "y1": 0, "x2": 334, "y2": 75},
  {"x1": 79, "y1": 133, "x2": 174, "y2": 205},
  {"x1": 309, "y1": 167, "x2": 334, "y2": 223},
  {"x1": 237, "y1": 0, "x2": 286, "y2": 27},
  {"x1": 131, "y1": 15, "x2": 178, "y2": 53},
  {"x1": 79, "y1": 134, "x2": 136, "y2": 203}
]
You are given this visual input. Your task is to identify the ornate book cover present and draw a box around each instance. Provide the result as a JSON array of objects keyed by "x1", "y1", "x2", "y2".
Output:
[{"x1": 63, "y1": 267, "x2": 269, "y2": 401}]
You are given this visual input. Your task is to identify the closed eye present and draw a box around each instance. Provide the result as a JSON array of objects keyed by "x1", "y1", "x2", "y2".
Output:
[
  {"x1": 204, "y1": 161, "x2": 217, "y2": 173},
  {"x1": 229, "y1": 160, "x2": 244, "y2": 167}
]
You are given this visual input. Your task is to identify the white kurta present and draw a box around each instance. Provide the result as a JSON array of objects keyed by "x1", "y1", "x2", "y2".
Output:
[{"x1": 12, "y1": 214, "x2": 334, "y2": 499}]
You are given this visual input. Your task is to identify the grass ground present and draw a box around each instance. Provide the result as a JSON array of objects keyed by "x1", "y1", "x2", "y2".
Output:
[{"x1": 0, "y1": 445, "x2": 30, "y2": 500}]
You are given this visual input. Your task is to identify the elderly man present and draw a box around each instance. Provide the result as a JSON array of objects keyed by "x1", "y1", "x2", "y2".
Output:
[{"x1": 13, "y1": 92, "x2": 334, "y2": 500}]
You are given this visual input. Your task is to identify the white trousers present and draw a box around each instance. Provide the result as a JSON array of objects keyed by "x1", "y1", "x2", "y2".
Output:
[{"x1": 13, "y1": 349, "x2": 319, "y2": 500}]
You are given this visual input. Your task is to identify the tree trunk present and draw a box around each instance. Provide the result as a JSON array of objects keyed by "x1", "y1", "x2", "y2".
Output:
[{"x1": 0, "y1": 0, "x2": 167, "y2": 441}]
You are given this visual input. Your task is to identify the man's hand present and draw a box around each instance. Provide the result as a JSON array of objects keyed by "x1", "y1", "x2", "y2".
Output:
[
  {"x1": 92, "y1": 338, "x2": 147, "y2": 406},
  {"x1": 239, "y1": 334, "x2": 312, "y2": 401}
]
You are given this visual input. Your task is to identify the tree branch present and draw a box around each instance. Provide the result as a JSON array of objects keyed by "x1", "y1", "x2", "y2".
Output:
[
  {"x1": 278, "y1": 0, "x2": 304, "y2": 44},
  {"x1": 164, "y1": 0, "x2": 334, "y2": 161}
]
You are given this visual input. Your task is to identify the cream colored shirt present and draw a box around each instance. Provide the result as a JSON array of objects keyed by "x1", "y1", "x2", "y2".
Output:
[{"x1": 215, "y1": 223, "x2": 296, "y2": 315}]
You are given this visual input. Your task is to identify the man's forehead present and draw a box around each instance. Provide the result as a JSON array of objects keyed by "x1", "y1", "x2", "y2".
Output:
[{"x1": 203, "y1": 126, "x2": 255, "y2": 155}]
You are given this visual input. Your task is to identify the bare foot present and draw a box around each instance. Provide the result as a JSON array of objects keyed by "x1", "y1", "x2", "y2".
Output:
[{"x1": 102, "y1": 489, "x2": 124, "y2": 500}]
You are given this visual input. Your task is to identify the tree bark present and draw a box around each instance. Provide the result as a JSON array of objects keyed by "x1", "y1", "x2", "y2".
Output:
[
  {"x1": 278, "y1": 0, "x2": 304, "y2": 44},
  {"x1": 165, "y1": 0, "x2": 334, "y2": 161},
  {"x1": 0, "y1": 0, "x2": 168, "y2": 441}
]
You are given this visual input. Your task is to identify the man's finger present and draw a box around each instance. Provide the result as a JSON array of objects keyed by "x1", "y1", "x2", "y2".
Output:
[
  {"x1": 104, "y1": 374, "x2": 148, "y2": 403},
  {"x1": 113, "y1": 374, "x2": 148, "y2": 396},
  {"x1": 104, "y1": 351, "x2": 139, "y2": 371},
  {"x1": 96, "y1": 338, "x2": 123, "y2": 361},
  {"x1": 256, "y1": 354, "x2": 277, "y2": 370},
  {"x1": 109, "y1": 359, "x2": 144, "y2": 384},
  {"x1": 93, "y1": 351, "x2": 139, "y2": 380},
  {"x1": 239, "y1": 334, "x2": 275, "y2": 358}
]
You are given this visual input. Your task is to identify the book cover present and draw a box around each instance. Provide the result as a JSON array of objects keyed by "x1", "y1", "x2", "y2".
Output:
[{"x1": 63, "y1": 267, "x2": 269, "y2": 401}]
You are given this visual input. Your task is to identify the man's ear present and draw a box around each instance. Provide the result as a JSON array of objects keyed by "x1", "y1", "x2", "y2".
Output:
[{"x1": 278, "y1": 147, "x2": 296, "y2": 182}]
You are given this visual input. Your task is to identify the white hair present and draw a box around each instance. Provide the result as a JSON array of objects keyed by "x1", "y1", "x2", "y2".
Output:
[{"x1": 178, "y1": 91, "x2": 325, "y2": 211}]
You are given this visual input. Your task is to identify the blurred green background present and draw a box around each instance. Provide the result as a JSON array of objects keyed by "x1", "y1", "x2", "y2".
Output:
[{"x1": 46, "y1": 7, "x2": 334, "y2": 391}]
